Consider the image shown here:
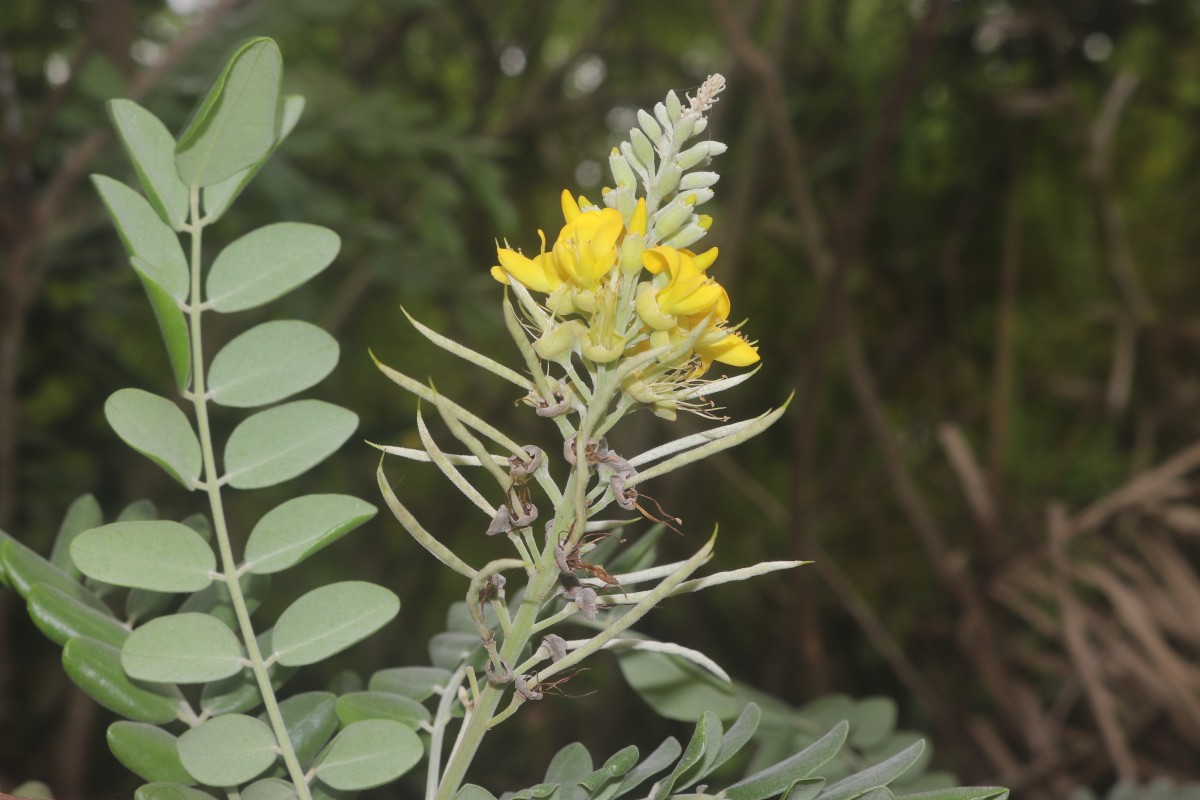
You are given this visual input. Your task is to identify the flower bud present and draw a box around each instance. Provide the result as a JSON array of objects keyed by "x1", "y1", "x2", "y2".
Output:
[
  {"x1": 655, "y1": 100, "x2": 672, "y2": 130},
  {"x1": 630, "y1": 128, "x2": 656, "y2": 174},
  {"x1": 637, "y1": 109, "x2": 663, "y2": 143},
  {"x1": 608, "y1": 148, "x2": 637, "y2": 190},
  {"x1": 662, "y1": 220, "x2": 707, "y2": 249},
  {"x1": 676, "y1": 141, "x2": 715, "y2": 171},
  {"x1": 534, "y1": 320, "x2": 585, "y2": 360},
  {"x1": 679, "y1": 171, "x2": 719, "y2": 192},
  {"x1": 620, "y1": 141, "x2": 648, "y2": 175},
  {"x1": 654, "y1": 162, "x2": 683, "y2": 198},
  {"x1": 620, "y1": 233, "x2": 646, "y2": 275},
  {"x1": 651, "y1": 194, "x2": 694, "y2": 242},
  {"x1": 671, "y1": 115, "x2": 695, "y2": 150},
  {"x1": 665, "y1": 90, "x2": 682, "y2": 121},
  {"x1": 582, "y1": 328, "x2": 624, "y2": 363}
]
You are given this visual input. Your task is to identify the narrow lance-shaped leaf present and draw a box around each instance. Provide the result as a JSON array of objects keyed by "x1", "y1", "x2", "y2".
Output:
[
  {"x1": 223, "y1": 400, "x2": 357, "y2": 490},
  {"x1": 105, "y1": 389, "x2": 202, "y2": 490},
  {"x1": 175, "y1": 37, "x2": 282, "y2": 187},
  {"x1": 819, "y1": 740, "x2": 927, "y2": 800},
  {"x1": 724, "y1": 722, "x2": 851, "y2": 800},
  {"x1": 109, "y1": 99, "x2": 189, "y2": 229}
]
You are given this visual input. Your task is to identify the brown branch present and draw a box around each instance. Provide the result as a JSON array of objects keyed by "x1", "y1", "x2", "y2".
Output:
[{"x1": 1048, "y1": 503, "x2": 1138, "y2": 783}]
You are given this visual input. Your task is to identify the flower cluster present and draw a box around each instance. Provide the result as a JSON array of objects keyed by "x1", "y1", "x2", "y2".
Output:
[{"x1": 490, "y1": 75, "x2": 758, "y2": 419}]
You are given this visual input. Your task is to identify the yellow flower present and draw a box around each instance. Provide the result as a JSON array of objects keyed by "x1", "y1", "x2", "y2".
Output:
[
  {"x1": 490, "y1": 229, "x2": 564, "y2": 294},
  {"x1": 695, "y1": 325, "x2": 759, "y2": 373},
  {"x1": 639, "y1": 246, "x2": 727, "y2": 320}
]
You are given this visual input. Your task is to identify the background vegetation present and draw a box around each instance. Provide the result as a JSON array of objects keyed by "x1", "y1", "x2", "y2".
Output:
[{"x1": 3, "y1": 0, "x2": 1200, "y2": 797}]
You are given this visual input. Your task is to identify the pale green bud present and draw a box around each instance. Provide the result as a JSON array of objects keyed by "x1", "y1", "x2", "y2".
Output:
[
  {"x1": 671, "y1": 115, "x2": 695, "y2": 149},
  {"x1": 630, "y1": 129, "x2": 656, "y2": 174},
  {"x1": 534, "y1": 320, "x2": 586, "y2": 360},
  {"x1": 637, "y1": 109, "x2": 663, "y2": 143},
  {"x1": 676, "y1": 141, "x2": 720, "y2": 171},
  {"x1": 652, "y1": 194, "x2": 694, "y2": 241},
  {"x1": 622, "y1": 377, "x2": 660, "y2": 404},
  {"x1": 653, "y1": 162, "x2": 683, "y2": 199},
  {"x1": 679, "y1": 171, "x2": 719, "y2": 192},
  {"x1": 655, "y1": 101, "x2": 672, "y2": 130},
  {"x1": 609, "y1": 148, "x2": 637, "y2": 189},
  {"x1": 692, "y1": 117, "x2": 708, "y2": 135},
  {"x1": 662, "y1": 220, "x2": 707, "y2": 249},
  {"x1": 665, "y1": 90, "x2": 683, "y2": 121},
  {"x1": 619, "y1": 142, "x2": 649, "y2": 179},
  {"x1": 688, "y1": 188, "x2": 715, "y2": 206},
  {"x1": 621, "y1": 233, "x2": 646, "y2": 274}
]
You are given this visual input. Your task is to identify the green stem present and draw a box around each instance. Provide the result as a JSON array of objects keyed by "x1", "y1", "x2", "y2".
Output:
[{"x1": 185, "y1": 187, "x2": 312, "y2": 799}]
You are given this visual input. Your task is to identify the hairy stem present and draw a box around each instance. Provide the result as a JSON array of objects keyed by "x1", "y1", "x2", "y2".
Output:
[{"x1": 186, "y1": 186, "x2": 312, "y2": 798}]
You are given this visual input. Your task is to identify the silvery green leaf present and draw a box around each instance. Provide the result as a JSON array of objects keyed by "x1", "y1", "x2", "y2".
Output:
[
  {"x1": 49, "y1": 493, "x2": 103, "y2": 579},
  {"x1": 819, "y1": 739, "x2": 926, "y2": 800},
  {"x1": 724, "y1": 723, "x2": 850, "y2": 800},
  {"x1": 314, "y1": 720, "x2": 423, "y2": 790},
  {"x1": 136, "y1": 784, "x2": 218, "y2": 800},
  {"x1": 71, "y1": 521, "x2": 214, "y2": 592},
  {"x1": 269, "y1": 691, "x2": 339, "y2": 768},
  {"x1": 203, "y1": 94, "x2": 305, "y2": 221},
  {"x1": 335, "y1": 691, "x2": 430, "y2": 729},
  {"x1": 175, "y1": 38, "x2": 282, "y2": 187},
  {"x1": 130, "y1": 257, "x2": 191, "y2": 391},
  {"x1": 243, "y1": 494, "x2": 376, "y2": 575},
  {"x1": 368, "y1": 666, "x2": 452, "y2": 702},
  {"x1": 206, "y1": 223, "x2": 340, "y2": 312},
  {"x1": 92, "y1": 175, "x2": 189, "y2": 301},
  {"x1": 177, "y1": 714, "x2": 278, "y2": 786},
  {"x1": 122, "y1": 613, "x2": 244, "y2": 684},
  {"x1": 109, "y1": 99, "x2": 189, "y2": 229},
  {"x1": 208, "y1": 320, "x2": 338, "y2": 408},
  {"x1": 105, "y1": 389, "x2": 201, "y2": 490},
  {"x1": 1, "y1": 538, "x2": 110, "y2": 613},
  {"x1": 272, "y1": 581, "x2": 399, "y2": 667},
  {"x1": 223, "y1": 400, "x2": 357, "y2": 489}
]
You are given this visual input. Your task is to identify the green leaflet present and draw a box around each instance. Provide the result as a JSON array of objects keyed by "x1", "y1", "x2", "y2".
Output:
[
  {"x1": 105, "y1": 389, "x2": 202, "y2": 490},
  {"x1": 177, "y1": 714, "x2": 278, "y2": 786},
  {"x1": 205, "y1": 223, "x2": 340, "y2": 313},
  {"x1": 208, "y1": 320, "x2": 339, "y2": 408},
  {"x1": 108, "y1": 98, "x2": 189, "y2": 229},
  {"x1": 122, "y1": 613, "x2": 244, "y2": 684},
  {"x1": 175, "y1": 37, "x2": 282, "y2": 187},
  {"x1": 242, "y1": 494, "x2": 376, "y2": 575},
  {"x1": 107, "y1": 721, "x2": 193, "y2": 784},
  {"x1": 63, "y1": 637, "x2": 183, "y2": 724},
  {"x1": 223, "y1": 400, "x2": 357, "y2": 489},
  {"x1": 71, "y1": 520, "x2": 214, "y2": 593},
  {"x1": 314, "y1": 720, "x2": 423, "y2": 791},
  {"x1": 91, "y1": 175, "x2": 189, "y2": 301},
  {"x1": 272, "y1": 581, "x2": 399, "y2": 667}
]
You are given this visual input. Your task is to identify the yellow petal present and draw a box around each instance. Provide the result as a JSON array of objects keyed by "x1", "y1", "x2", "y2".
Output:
[
  {"x1": 497, "y1": 248, "x2": 561, "y2": 294},
  {"x1": 561, "y1": 189, "x2": 581, "y2": 223},
  {"x1": 641, "y1": 246, "x2": 677, "y2": 275},
  {"x1": 701, "y1": 331, "x2": 760, "y2": 367},
  {"x1": 691, "y1": 246, "x2": 718, "y2": 271},
  {"x1": 630, "y1": 197, "x2": 648, "y2": 237},
  {"x1": 490, "y1": 265, "x2": 511, "y2": 285}
]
